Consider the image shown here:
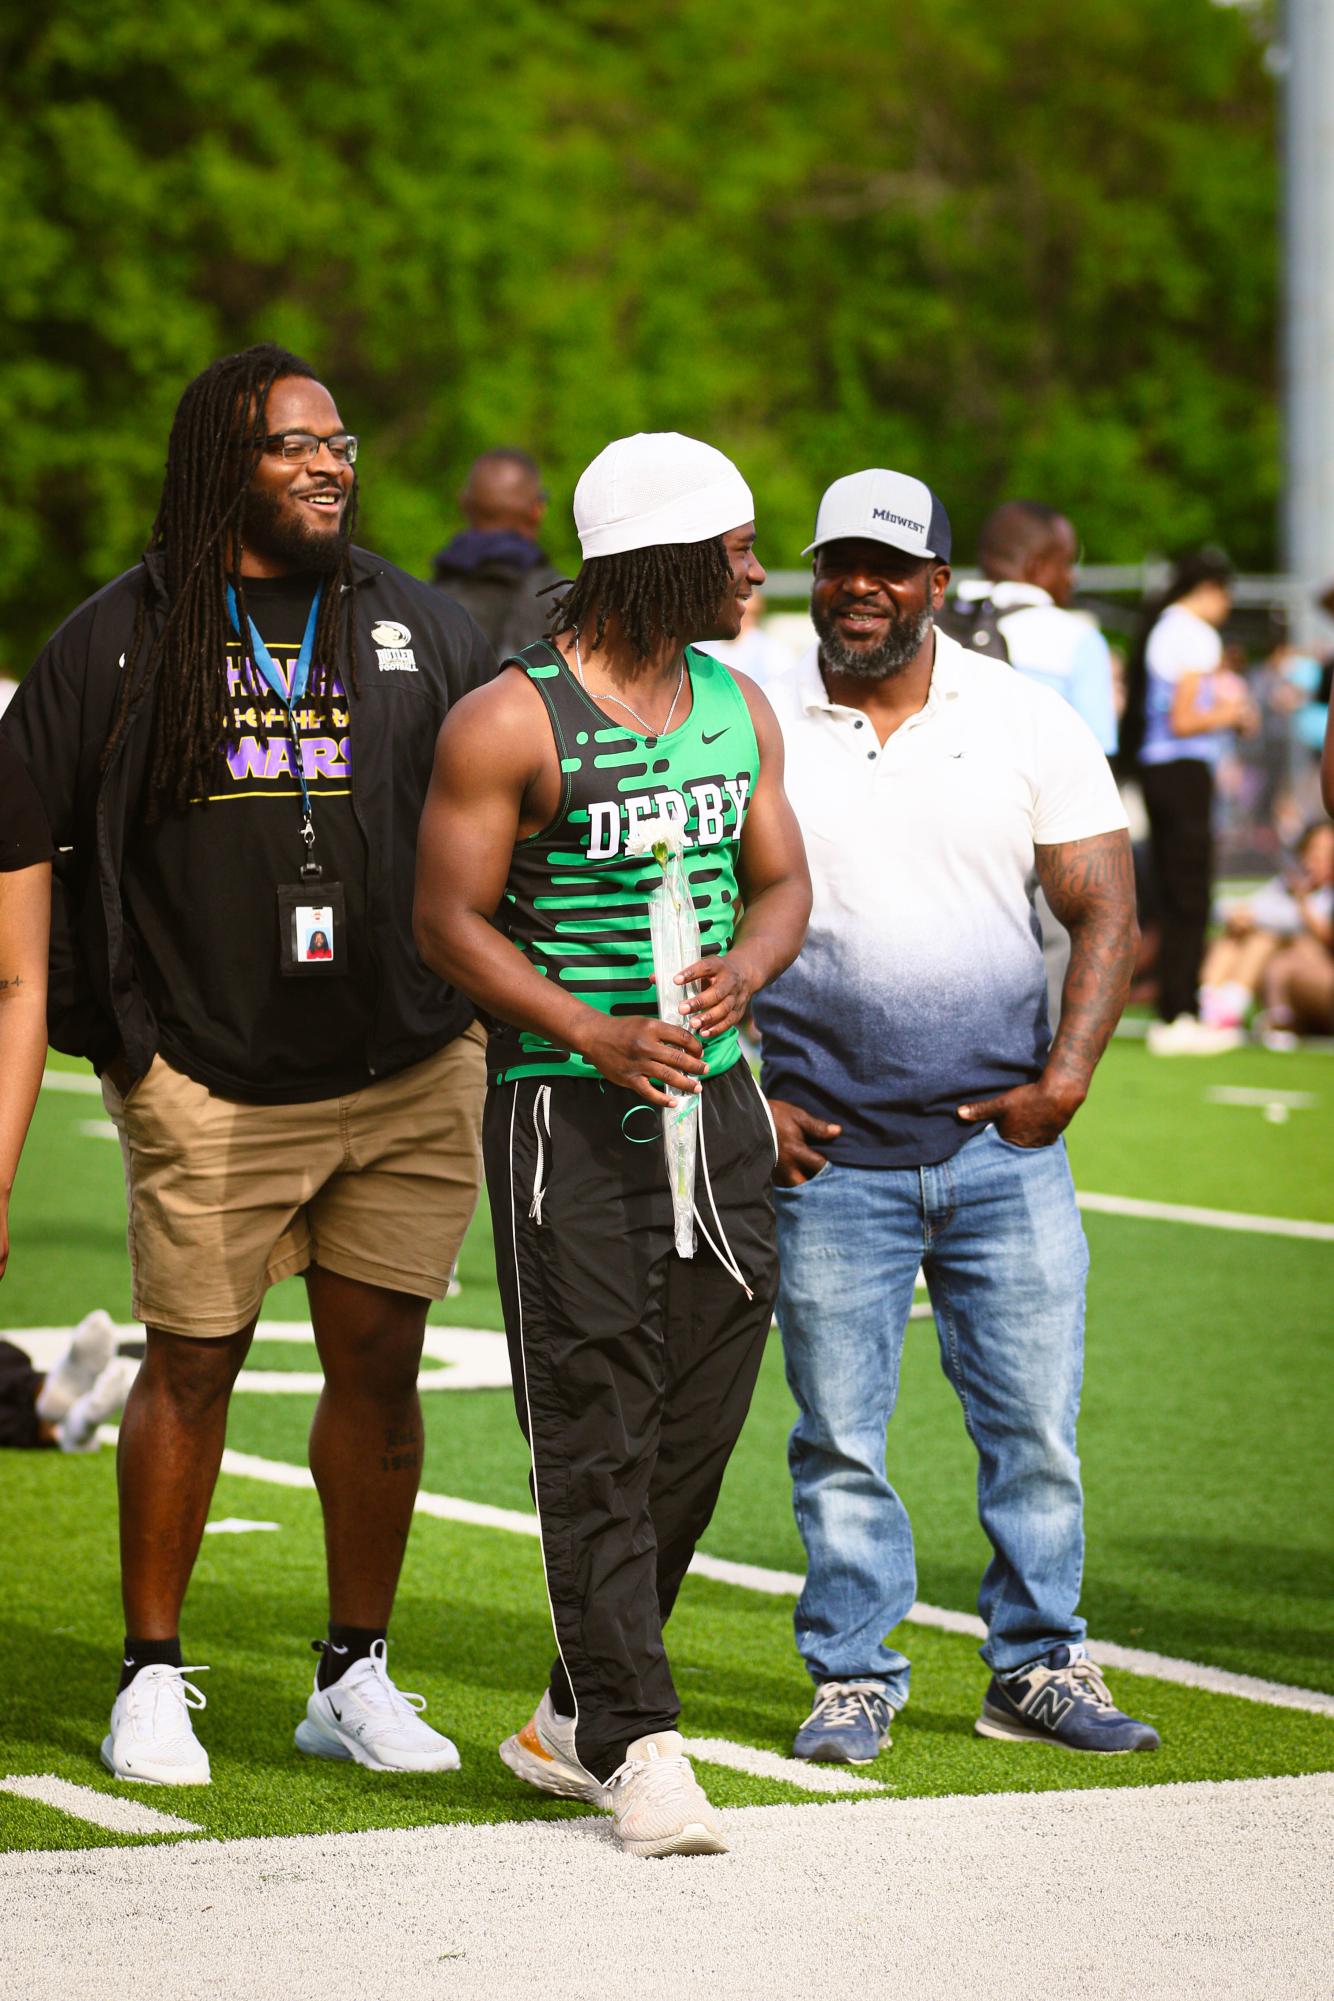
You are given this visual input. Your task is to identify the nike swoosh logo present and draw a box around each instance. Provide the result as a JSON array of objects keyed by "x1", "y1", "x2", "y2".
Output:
[
  {"x1": 701, "y1": 728, "x2": 728, "y2": 745},
  {"x1": 330, "y1": 1704, "x2": 343, "y2": 1721}
]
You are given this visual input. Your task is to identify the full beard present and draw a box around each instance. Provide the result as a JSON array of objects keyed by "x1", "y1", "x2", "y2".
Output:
[
  {"x1": 812, "y1": 600, "x2": 933, "y2": 680},
  {"x1": 240, "y1": 485, "x2": 352, "y2": 575}
]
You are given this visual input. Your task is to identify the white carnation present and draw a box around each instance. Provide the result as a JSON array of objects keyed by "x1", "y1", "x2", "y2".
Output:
[{"x1": 625, "y1": 813, "x2": 685, "y2": 860}]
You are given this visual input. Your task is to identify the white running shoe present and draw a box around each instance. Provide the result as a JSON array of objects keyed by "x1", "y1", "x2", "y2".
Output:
[
  {"x1": 606, "y1": 1730, "x2": 728, "y2": 1858},
  {"x1": 57, "y1": 1356, "x2": 139, "y2": 1453},
  {"x1": 1146, "y1": 1014, "x2": 1244, "y2": 1056},
  {"x1": 294, "y1": 1639, "x2": 460, "y2": 1772},
  {"x1": 499, "y1": 1691, "x2": 608, "y2": 1805},
  {"x1": 101, "y1": 1663, "x2": 211, "y2": 1786},
  {"x1": 35, "y1": 1310, "x2": 118, "y2": 1424}
]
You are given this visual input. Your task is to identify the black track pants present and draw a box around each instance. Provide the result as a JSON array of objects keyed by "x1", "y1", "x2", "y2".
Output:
[{"x1": 484, "y1": 1060, "x2": 779, "y2": 1783}]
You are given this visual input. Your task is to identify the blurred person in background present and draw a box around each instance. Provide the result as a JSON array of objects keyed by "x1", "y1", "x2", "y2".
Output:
[
  {"x1": 951, "y1": 500, "x2": 1118, "y2": 1022},
  {"x1": 1121, "y1": 549, "x2": 1259, "y2": 1054},
  {"x1": 1253, "y1": 820, "x2": 1334, "y2": 1043},
  {"x1": 2, "y1": 342, "x2": 494, "y2": 1788},
  {"x1": 1199, "y1": 820, "x2": 1334, "y2": 1034},
  {"x1": 954, "y1": 501, "x2": 1118, "y2": 752},
  {"x1": 432, "y1": 447, "x2": 563, "y2": 657},
  {"x1": 0, "y1": 731, "x2": 51, "y2": 1285},
  {"x1": 0, "y1": 1311, "x2": 137, "y2": 1454}
]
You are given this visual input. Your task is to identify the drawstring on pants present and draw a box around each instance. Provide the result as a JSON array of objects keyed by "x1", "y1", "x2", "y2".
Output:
[
  {"x1": 528, "y1": 1085, "x2": 553, "y2": 1225},
  {"x1": 692, "y1": 1102, "x2": 754, "y2": 1301}
]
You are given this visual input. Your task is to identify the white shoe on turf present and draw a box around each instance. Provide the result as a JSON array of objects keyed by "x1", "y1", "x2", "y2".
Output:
[
  {"x1": 1146, "y1": 1013, "x2": 1243, "y2": 1056},
  {"x1": 35, "y1": 1310, "x2": 118, "y2": 1424},
  {"x1": 101, "y1": 1663, "x2": 211, "y2": 1786},
  {"x1": 606, "y1": 1730, "x2": 728, "y2": 1858},
  {"x1": 57, "y1": 1356, "x2": 138, "y2": 1453},
  {"x1": 499, "y1": 1691, "x2": 608, "y2": 1805},
  {"x1": 294, "y1": 1639, "x2": 460, "y2": 1772}
]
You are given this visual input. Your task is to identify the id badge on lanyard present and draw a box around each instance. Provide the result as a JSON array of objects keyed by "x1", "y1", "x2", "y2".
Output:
[{"x1": 226, "y1": 582, "x2": 348, "y2": 978}]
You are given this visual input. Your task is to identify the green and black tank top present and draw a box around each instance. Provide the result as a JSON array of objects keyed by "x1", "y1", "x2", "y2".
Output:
[{"x1": 491, "y1": 640, "x2": 760, "y2": 1084}]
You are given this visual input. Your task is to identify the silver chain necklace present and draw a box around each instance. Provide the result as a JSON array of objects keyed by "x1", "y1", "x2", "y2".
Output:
[{"x1": 572, "y1": 634, "x2": 685, "y2": 744}]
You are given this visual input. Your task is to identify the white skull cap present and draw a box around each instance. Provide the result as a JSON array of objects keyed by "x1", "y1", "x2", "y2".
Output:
[{"x1": 573, "y1": 432, "x2": 754, "y2": 559}]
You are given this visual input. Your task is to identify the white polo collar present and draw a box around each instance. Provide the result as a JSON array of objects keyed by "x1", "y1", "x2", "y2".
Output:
[{"x1": 798, "y1": 626, "x2": 966, "y2": 722}]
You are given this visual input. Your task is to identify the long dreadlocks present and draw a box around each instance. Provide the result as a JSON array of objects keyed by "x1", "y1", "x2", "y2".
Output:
[
  {"x1": 102, "y1": 343, "x2": 360, "y2": 822},
  {"x1": 546, "y1": 538, "x2": 730, "y2": 661}
]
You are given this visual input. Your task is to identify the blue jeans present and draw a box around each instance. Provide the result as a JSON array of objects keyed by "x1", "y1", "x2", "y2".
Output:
[{"x1": 774, "y1": 1123, "x2": 1089, "y2": 1706}]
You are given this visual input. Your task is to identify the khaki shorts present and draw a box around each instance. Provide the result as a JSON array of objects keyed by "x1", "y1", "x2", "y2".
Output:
[{"x1": 101, "y1": 1027, "x2": 487, "y2": 1338}]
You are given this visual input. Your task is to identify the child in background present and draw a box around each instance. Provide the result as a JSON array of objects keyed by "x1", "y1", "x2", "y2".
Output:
[{"x1": 1200, "y1": 821, "x2": 1334, "y2": 1035}]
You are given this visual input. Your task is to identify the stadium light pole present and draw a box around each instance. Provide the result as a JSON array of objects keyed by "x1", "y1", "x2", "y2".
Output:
[{"x1": 1280, "y1": 0, "x2": 1334, "y2": 646}]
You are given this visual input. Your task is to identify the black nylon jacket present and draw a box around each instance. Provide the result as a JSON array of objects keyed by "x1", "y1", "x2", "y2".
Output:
[{"x1": 0, "y1": 545, "x2": 496, "y2": 1088}]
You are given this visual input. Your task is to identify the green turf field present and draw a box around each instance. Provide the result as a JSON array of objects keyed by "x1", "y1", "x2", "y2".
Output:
[{"x1": 1, "y1": 1038, "x2": 1331, "y2": 1853}]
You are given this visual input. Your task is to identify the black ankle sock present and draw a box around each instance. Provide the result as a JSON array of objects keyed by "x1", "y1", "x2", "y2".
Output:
[
  {"x1": 119, "y1": 1636, "x2": 182, "y2": 1695},
  {"x1": 315, "y1": 1623, "x2": 387, "y2": 1690}
]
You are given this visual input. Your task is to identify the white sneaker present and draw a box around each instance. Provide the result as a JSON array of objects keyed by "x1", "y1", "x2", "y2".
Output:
[
  {"x1": 499, "y1": 1691, "x2": 608, "y2": 1805},
  {"x1": 1146, "y1": 1013, "x2": 1244, "y2": 1056},
  {"x1": 294, "y1": 1639, "x2": 460, "y2": 1772},
  {"x1": 101, "y1": 1663, "x2": 211, "y2": 1786},
  {"x1": 57, "y1": 1356, "x2": 138, "y2": 1452},
  {"x1": 606, "y1": 1730, "x2": 728, "y2": 1858},
  {"x1": 35, "y1": 1310, "x2": 117, "y2": 1424}
]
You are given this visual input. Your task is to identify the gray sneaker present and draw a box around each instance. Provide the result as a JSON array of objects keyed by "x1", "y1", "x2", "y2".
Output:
[
  {"x1": 793, "y1": 1681, "x2": 894, "y2": 1764},
  {"x1": 976, "y1": 1647, "x2": 1160, "y2": 1752}
]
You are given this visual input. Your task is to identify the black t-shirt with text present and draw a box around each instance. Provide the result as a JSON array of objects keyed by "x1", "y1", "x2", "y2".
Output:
[{"x1": 123, "y1": 573, "x2": 376, "y2": 1101}]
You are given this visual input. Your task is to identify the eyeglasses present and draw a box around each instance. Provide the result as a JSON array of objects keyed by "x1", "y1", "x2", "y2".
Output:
[{"x1": 261, "y1": 431, "x2": 359, "y2": 464}]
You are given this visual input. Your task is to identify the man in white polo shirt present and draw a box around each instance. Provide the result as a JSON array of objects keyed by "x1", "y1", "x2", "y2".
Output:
[{"x1": 753, "y1": 468, "x2": 1159, "y2": 1762}]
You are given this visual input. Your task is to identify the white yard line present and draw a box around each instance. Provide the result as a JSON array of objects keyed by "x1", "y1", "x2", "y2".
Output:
[
  {"x1": 39, "y1": 1070, "x2": 102, "y2": 1093},
  {"x1": 0, "y1": 1775, "x2": 200, "y2": 1838},
  {"x1": 681, "y1": 1738, "x2": 885, "y2": 1795},
  {"x1": 1076, "y1": 1189, "x2": 1334, "y2": 1241},
  {"x1": 41, "y1": 1068, "x2": 1334, "y2": 1243},
  {"x1": 201, "y1": 1445, "x2": 1334, "y2": 1722},
  {"x1": 1205, "y1": 1085, "x2": 1317, "y2": 1109},
  {"x1": 2, "y1": 1775, "x2": 1328, "y2": 2001}
]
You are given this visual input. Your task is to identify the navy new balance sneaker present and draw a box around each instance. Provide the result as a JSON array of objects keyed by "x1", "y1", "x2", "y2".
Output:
[
  {"x1": 793, "y1": 1681, "x2": 895, "y2": 1764},
  {"x1": 975, "y1": 1646, "x2": 1160, "y2": 1752}
]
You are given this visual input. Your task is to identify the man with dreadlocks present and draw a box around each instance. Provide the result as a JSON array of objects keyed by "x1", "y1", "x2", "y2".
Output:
[
  {"x1": 2, "y1": 344, "x2": 495, "y2": 1785},
  {"x1": 415, "y1": 432, "x2": 811, "y2": 1857}
]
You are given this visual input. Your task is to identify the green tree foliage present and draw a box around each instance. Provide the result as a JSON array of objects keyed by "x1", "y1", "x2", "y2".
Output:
[{"x1": 0, "y1": 0, "x2": 1277, "y2": 663}]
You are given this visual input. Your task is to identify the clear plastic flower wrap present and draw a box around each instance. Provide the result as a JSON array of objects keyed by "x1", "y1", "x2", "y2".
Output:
[{"x1": 627, "y1": 812, "x2": 700, "y2": 1259}]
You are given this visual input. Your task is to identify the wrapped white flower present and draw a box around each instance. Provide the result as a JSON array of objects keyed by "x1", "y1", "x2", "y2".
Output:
[{"x1": 630, "y1": 815, "x2": 701, "y2": 1259}]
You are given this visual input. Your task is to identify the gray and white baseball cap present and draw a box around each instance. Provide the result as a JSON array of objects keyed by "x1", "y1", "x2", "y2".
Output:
[{"x1": 804, "y1": 468, "x2": 952, "y2": 562}]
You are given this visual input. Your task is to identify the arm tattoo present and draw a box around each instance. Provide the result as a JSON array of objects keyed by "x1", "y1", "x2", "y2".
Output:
[{"x1": 1035, "y1": 829, "x2": 1138, "y2": 1095}]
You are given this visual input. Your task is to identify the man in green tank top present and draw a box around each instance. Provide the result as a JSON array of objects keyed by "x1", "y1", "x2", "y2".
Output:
[{"x1": 416, "y1": 432, "x2": 810, "y2": 1857}]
